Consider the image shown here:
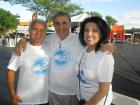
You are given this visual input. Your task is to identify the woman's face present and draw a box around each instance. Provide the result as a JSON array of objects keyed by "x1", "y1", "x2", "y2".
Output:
[{"x1": 84, "y1": 22, "x2": 101, "y2": 47}]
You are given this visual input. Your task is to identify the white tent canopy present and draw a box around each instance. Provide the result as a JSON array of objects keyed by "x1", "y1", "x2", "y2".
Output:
[
  {"x1": 17, "y1": 26, "x2": 29, "y2": 35},
  {"x1": 71, "y1": 13, "x2": 90, "y2": 22}
]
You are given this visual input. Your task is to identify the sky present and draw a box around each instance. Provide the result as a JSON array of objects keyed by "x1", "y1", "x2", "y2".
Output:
[{"x1": 0, "y1": 0, "x2": 140, "y2": 29}]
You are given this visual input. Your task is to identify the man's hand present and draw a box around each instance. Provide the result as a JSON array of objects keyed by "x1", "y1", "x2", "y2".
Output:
[
  {"x1": 14, "y1": 38, "x2": 27, "y2": 56},
  {"x1": 10, "y1": 90, "x2": 21, "y2": 105},
  {"x1": 11, "y1": 94, "x2": 21, "y2": 105},
  {"x1": 101, "y1": 43, "x2": 115, "y2": 54}
]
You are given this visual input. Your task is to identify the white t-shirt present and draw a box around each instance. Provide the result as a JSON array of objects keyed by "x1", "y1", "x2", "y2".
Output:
[
  {"x1": 76, "y1": 48, "x2": 114, "y2": 105},
  {"x1": 44, "y1": 33, "x2": 83, "y2": 95},
  {"x1": 7, "y1": 42, "x2": 50, "y2": 104}
]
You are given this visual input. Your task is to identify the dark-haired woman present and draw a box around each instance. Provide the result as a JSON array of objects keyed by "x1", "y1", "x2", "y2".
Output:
[{"x1": 77, "y1": 16, "x2": 114, "y2": 105}]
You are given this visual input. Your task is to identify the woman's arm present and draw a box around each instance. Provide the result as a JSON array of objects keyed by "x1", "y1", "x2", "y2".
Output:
[{"x1": 85, "y1": 82, "x2": 111, "y2": 105}]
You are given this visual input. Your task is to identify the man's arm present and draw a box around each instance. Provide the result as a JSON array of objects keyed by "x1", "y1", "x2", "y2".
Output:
[
  {"x1": 7, "y1": 70, "x2": 16, "y2": 96},
  {"x1": 14, "y1": 38, "x2": 28, "y2": 56},
  {"x1": 7, "y1": 70, "x2": 21, "y2": 105}
]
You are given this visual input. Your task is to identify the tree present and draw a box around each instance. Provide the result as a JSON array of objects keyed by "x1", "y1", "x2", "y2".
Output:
[
  {"x1": 87, "y1": 11, "x2": 103, "y2": 18},
  {"x1": 4, "y1": 0, "x2": 84, "y2": 21},
  {"x1": 105, "y1": 15, "x2": 117, "y2": 26},
  {"x1": 0, "y1": 8, "x2": 19, "y2": 36}
]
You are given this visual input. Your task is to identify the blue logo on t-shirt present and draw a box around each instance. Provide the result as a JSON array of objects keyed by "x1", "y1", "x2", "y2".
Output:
[
  {"x1": 77, "y1": 70, "x2": 89, "y2": 84},
  {"x1": 53, "y1": 49, "x2": 71, "y2": 67},
  {"x1": 32, "y1": 57, "x2": 49, "y2": 75}
]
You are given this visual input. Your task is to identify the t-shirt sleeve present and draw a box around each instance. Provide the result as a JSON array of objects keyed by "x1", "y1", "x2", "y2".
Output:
[
  {"x1": 97, "y1": 54, "x2": 114, "y2": 82},
  {"x1": 7, "y1": 53, "x2": 21, "y2": 71}
]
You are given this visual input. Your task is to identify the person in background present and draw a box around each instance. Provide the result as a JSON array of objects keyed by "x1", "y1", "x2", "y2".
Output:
[
  {"x1": 77, "y1": 16, "x2": 114, "y2": 105},
  {"x1": 14, "y1": 11, "x2": 114, "y2": 105},
  {"x1": 7, "y1": 19, "x2": 50, "y2": 105}
]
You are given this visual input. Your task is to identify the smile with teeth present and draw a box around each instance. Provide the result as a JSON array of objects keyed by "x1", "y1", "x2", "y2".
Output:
[
  {"x1": 35, "y1": 35, "x2": 40, "y2": 38},
  {"x1": 87, "y1": 39, "x2": 92, "y2": 41}
]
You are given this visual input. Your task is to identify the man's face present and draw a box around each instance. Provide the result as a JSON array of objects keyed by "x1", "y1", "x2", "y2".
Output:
[
  {"x1": 29, "y1": 22, "x2": 46, "y2": 45},
  {"x1": 53, "y1": 15, "x2": 71, "y2": 38}
]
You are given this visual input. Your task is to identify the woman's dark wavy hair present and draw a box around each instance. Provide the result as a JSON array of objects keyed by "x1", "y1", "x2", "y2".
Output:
[{"x1": 79, "y1": 16, "x2": 111, "y2": 52}]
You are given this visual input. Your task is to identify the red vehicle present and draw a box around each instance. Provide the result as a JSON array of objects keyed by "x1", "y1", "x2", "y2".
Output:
[{"x1": 109, "y1": 25, "x2": 126, "y2": 43}]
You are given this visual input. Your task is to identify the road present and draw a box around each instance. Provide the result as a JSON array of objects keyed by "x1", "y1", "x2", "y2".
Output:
[{"x1": 0, "y1": 46, "x2": 13, "y2": 104}]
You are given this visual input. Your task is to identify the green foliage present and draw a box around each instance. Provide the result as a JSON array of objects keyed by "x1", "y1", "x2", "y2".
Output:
[
  {"x1": 64, "y1": 3, "x2": 83, "y2": 16},
  {"x1": 86, "y1": 11, "x2": 118, "y2": 26},
  {"x1": 105, "y1": 15, "x2": 117, "y2": 26},
  {"x1": 3, "y1": 0, "x2": 118, "y2": 24},
  {"x1": 0, "y1": 8, "x2": 19, "y2": 35},
  {"x1": 4, "y1": 0, "x2": 84, "y2": 21},
  {"x1": 87, "y1": 11, "x2": 103, "y2": 18}
]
